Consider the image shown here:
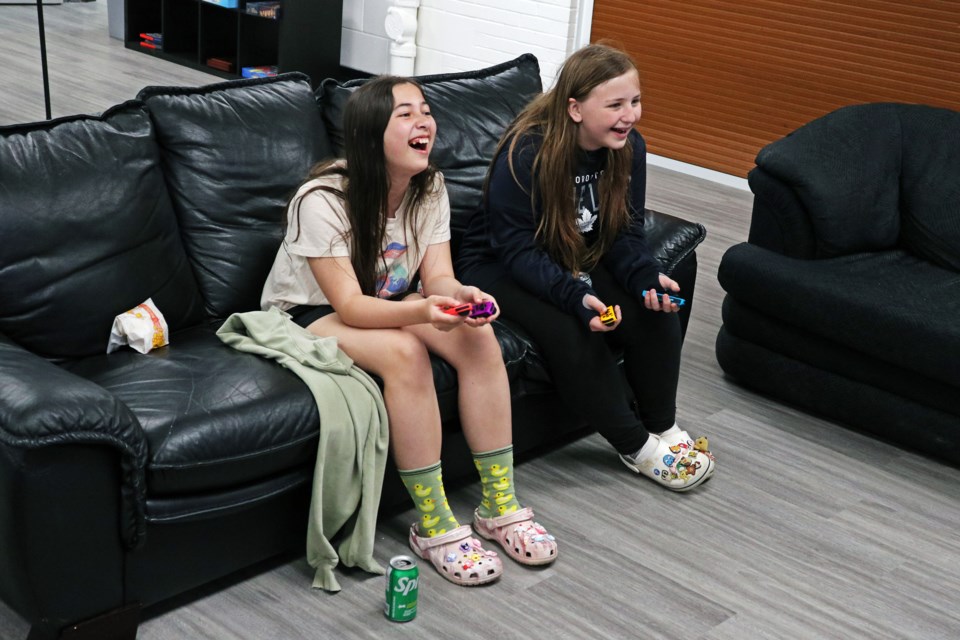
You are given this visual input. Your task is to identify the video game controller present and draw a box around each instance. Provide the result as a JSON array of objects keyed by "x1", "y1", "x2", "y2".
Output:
[
  {"x1": 443, "y1": 303, "x2": 473, "y2": 316},
  {"x1": 467, "y1": 301, "x2": 497, "y2": 318},
  {"x1": 442, "y1": 301, "x2": 497, "y2": 318},
  {"x1": 641, "y1": 290, "x2": 686, "y2": 307},
  {"x1": 599, "y1": 306, "x2": 617, "y2": 326}
]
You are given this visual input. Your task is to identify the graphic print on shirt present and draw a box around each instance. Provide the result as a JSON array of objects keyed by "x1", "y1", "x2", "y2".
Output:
[
  {"x1": 375, "y1": 241, "x2": 410, "y2": 298},
  {"x1": 575, "y1": 169, "x2": 603, "y2": 236}
]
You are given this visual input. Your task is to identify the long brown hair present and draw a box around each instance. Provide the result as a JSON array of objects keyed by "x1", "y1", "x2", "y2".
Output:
[
  {"x1": 487, "y1": 43, "x2": 638, "y2": 275},
  {"x1": 287, "y1": 76, "x2": 439, "y2": 296}
]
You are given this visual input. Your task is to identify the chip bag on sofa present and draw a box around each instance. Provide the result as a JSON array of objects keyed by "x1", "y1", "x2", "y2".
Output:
[{"x1": 107, "y1": 298, "x2": 169, "y2": 354}]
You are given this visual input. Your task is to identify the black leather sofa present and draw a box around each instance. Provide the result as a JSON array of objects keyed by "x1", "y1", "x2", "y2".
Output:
[
  {"x1": 716, "y1": 102, "x2": 960, "y2": 464},
  {"x1": 0, "y1": 54, "x2": 706, "y2": 639}
]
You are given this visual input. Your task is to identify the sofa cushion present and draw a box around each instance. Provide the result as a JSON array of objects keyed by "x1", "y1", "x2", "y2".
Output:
[
  {"x1": 0, "y1": 103, "x2": 205, "y2": 359},
  {"x1": 718, "y1": 243, "x2": 960, "y2": 386},
  {"x1": 897, "y1": 104, "x2": 960, "y2": 273},
  {"x1": 720, "y1": 296, "x2": 958, "y2": 416},
  {"x1": 61, "y1": 317, "x2": 533, "y2": 495},
  {"x1": 63, "y1": 324, "x2": 321, "y2": 495},
  {"x1": 754, "y1": 103, "x2": 903, "y2": 257},
  {"x1": 138, "y1": 74, "x2": 331, "y2": 320},
  {"x1": 317, "y1": 54, "x2": 543, "y2": 248}
]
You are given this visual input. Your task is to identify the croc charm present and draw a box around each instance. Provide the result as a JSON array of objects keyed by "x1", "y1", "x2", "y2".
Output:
[{"x1": 692, "y1": 436, "x2": 717, "y2": 461}]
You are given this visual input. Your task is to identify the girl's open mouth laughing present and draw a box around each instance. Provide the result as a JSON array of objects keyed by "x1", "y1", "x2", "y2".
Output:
[{"x1": 409, "y1": 136, "x2": 430, "y2": 151}]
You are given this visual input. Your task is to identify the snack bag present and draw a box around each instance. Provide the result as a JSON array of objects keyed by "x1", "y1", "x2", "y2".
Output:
[{"x1": 106, "y1": 298, "x2": 169, "y2": 354}]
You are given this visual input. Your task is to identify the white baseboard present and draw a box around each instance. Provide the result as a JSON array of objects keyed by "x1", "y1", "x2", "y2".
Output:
[{"x1": 648, "y1": 154, "x2": 750, "y2": 192}]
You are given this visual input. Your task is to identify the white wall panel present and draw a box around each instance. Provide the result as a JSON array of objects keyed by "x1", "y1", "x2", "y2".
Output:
[{"x1": 341, "y1": 0, "x2": 579, "y2": 86}]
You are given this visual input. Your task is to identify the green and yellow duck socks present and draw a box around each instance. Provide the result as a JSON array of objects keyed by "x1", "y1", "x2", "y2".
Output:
[
  {"x1": 473, "y1": 446, "x2": 522, "y2": 519},
  {"x1": 398, "y1": 462, "x2": 459, "y2": 537}
]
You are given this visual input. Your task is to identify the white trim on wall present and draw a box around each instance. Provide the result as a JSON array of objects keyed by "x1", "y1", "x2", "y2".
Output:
[
  {"x1": 574, "y1": 0, "x2": 594, "y2": 49},
  {"x1": 648, "y1": 154, "x2": 750, "y2": 191}
]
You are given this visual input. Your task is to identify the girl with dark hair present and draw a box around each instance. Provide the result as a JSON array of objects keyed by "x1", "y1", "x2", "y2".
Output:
[
  {"x1": 261, "y1": 76, "x2": 557, "y2": 586},
  {"x1": 458, "y1": 44, "x2": 717, "y2": 492}
]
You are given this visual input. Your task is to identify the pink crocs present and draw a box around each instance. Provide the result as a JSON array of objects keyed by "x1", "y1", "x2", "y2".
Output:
[
  {"x1": 473, "y1": 507, "x2": 558, "y2": 566},
  {"x1": 408, "y1": 524, "x2": 503, "y2": 586}
]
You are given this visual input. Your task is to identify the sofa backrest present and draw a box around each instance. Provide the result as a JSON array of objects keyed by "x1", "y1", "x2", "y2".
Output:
[
  {"x1": 754, "y1": 103, "x2": 903, "y2": 258},
  {"x1": 754, "y1": 102, "x2": 960, "y2": 271},
  {"x1": 316, "y1": 54, "x2": 543, "y2": 254},
  {"x1": 897, "y1": 104, "x2": 960, "y2": 272},
  {"x1": 138, "y1": 73, "x2": 331, "y2": 320},
  {"x1": 0, "y1": 103, "x2": 206, "y2": 359}
]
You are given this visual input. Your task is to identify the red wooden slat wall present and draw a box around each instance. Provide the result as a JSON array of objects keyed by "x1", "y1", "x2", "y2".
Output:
[{"x1": 591, "y1": 0, "x2": 960, "y2": 177}]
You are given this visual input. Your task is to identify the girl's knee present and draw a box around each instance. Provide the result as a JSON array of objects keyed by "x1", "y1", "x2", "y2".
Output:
[
  {"x1": 458, "y1": 324, "x2": 503, "y2": 363},
  {"x1": 442, "y1": 327, "x2": 508, "y2": 385},
  {"x1": 382, "y1": 332, "x2": 432, "y2": 379},
  {"x1": 479, "y1": 327, "x2": 508, "y2": 368},
  {"x1": 471, "y1": 323, "x2": 499, "y2": 347}
]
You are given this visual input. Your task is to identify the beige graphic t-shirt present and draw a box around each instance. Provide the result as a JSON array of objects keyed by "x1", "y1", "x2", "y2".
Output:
[{"x1": 261, "y1": 171, "x2": 451, "y2": 311}]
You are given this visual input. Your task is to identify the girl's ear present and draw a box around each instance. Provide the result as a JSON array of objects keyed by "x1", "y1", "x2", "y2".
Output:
[{"x1": 567, "y1": 98, "x2": 583, "y2": 123}]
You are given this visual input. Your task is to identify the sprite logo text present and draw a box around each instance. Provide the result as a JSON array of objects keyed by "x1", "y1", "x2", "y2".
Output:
[{"x1": 394, "y1": 576, "x2": 418, "y2": 596}]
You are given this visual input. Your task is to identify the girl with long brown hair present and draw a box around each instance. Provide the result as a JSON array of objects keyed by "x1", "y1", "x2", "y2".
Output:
[
  {"x1": 261, "y1": 76, "x2": 557, "y2": 586},
  {"x1": 458, "y1": 44, "x2": 717, "y2": 492}
]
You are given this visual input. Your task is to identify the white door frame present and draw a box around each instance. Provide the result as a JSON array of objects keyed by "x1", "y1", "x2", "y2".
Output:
[{"x1": 574, "y1": 0, "x2": 594, "y2": 49}]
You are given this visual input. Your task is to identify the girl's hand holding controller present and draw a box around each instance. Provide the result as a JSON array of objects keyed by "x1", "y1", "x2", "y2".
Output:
[
  {"x1": 441, "y1": 301, "x2": 496, "y2": 318},
  {"x1": 457, "y1": 286, "x2": 497, "y2": 326},
  {"x1": 467, "y1": 301, "x2": 497, "y2": 318},
  {"x1": 642, "y1": 274, "x2": 683, "y2": 313},
  {"x1": 583, "y1": 293, "x2": 621, "y2": 332},
  {"x1": 439, "y1": 289, "x2": 500, "y2": 326},
  {"x1": 427, "y1": 296, "x2": 467, "y2": 331},
  {"x1": 641, "y1": 289, "x2": 685, "y2": 311},
  {"x1": 599, "y1": 306, "x2": 617, "y2": 326}
]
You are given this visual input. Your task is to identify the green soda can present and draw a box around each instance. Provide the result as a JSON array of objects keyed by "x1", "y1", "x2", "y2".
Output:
[{"x1": 385, "y1": 555, "x2": 419, "y2": 622}]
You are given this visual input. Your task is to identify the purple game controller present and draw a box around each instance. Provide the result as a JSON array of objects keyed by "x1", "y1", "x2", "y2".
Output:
[{"x1": 442, "y1": 301, "x2": 497, "y2": 318}]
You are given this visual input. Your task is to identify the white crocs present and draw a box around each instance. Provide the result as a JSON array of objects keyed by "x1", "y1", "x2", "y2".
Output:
[{"x1": 620, "y1": 430, "x2": 715, "y2": 491}]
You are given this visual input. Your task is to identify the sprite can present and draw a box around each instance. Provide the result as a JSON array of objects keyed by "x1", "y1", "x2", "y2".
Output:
[{"x1": 385, "y1": 555, "x2": 418, "y2": 622}]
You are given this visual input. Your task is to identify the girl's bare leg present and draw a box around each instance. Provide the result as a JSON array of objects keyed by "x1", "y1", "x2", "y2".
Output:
[
  {"x1": 306, "y1": 314, "x2": 441, "y2": 469},
  {"x1": 403, "y1": 309, "x2": 512, "y2": 453}
]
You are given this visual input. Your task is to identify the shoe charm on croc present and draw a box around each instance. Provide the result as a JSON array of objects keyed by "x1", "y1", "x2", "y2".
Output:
[
  {"x1": 693, "y1": 436, "x2": 716, "y2": 461},
  {"x1": 659, "y1": 426, "x2": 715, "y2": 458},
  {"x1": 662, "y1": 452, "x2": 703, "y2": 483}
]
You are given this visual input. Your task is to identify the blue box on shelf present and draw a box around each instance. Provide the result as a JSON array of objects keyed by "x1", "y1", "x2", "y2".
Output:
[
  {"x1": 242, "y1": 65, "x2": 279, "y2": 78},
  {"x1": 202, "y1": 0, "x2": 239, "y2": 8}
]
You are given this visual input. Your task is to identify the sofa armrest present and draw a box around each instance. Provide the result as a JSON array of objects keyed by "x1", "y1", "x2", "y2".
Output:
[
  {"x1": 746, "y1": 166, "x2": 818, "y2": 258},
  {"x1": 748, "y1": 104, "x2": 904, "y2": 258},
  {"x1": 644, "y1": 208, "x2": 706, "y2": 339},
  {"x1": 0, "y1": 334, "x2": 148, "y2": 548},
  {"x1": 644, "y1": 208, "x2": 706, "y2": 275}
]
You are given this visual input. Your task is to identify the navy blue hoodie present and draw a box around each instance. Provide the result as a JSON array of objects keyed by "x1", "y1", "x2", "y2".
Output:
[{"x1": 457, "y1": 129, "x2": 661, "y2": 326}]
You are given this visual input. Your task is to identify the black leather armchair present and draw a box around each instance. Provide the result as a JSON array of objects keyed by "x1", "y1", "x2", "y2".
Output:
[{"x1": 717, "y1": 102, "x2": 960, "y2": 464}]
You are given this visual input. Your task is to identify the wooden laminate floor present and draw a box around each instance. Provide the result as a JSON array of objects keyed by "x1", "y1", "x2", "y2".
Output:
[{"x1": 2, "y1": 4, "x2": 959, "y2": 639}]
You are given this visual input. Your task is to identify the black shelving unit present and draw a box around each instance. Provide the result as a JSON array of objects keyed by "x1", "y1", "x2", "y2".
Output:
[{"x1": 124, "y1": 0, "x2": 343, "y2": 87}]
